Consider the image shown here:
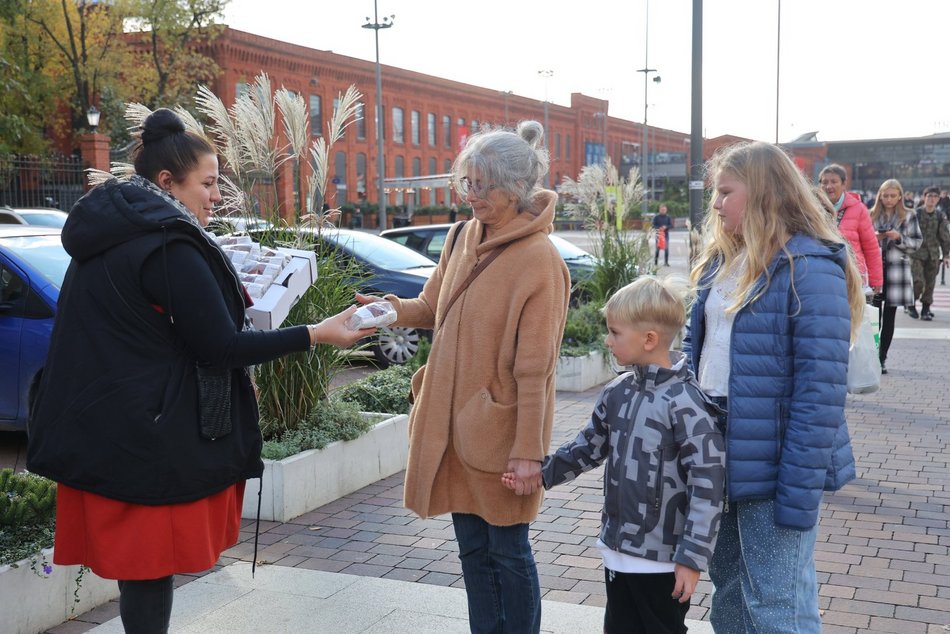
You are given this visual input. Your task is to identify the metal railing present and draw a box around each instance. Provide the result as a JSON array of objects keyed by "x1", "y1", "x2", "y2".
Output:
[{"x1": 0, "y1": 154, "x2": 86, "y2": 211}]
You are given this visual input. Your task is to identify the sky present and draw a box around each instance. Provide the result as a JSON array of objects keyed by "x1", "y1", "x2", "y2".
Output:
[{"x1": 222, "y1": 0, "x2": 948, "y2": 144}]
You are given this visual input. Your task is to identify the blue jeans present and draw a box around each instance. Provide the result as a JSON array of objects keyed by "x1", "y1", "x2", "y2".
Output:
[
  {"x1": 452, "y1": 513, "x2": 541, "y2": 634},
  {"x1": 709, "y1": 499, "x2": 821, "y2": 633}
]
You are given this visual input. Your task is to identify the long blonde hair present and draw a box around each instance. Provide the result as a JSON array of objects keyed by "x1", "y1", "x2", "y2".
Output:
[
  {"x1": 868, "y1": 178, "x2": 908, "y2": 226},
  {"x1": 690, "y1": 142, "x2": 865, "y2": 340}
]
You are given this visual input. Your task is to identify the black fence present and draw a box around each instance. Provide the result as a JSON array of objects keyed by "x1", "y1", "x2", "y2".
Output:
[{"x1": 0, "y1": 154, "x2": 87, "y2": 211}]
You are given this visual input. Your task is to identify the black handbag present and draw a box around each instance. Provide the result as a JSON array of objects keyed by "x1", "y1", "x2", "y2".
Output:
[{"x1": 196, "y1": 364, "x2": 232, "y2": 440}]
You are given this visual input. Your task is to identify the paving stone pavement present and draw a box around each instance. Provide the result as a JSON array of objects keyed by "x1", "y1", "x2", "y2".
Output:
[
  {"x1": 45, "y1": 245, "x2": 950, "y2": 633},
  {"x1": 220, "y1": 312, "x2": 950, "y2": 633}
]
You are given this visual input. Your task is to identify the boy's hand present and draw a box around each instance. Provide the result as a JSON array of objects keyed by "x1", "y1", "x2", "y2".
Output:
[
  {"x1": 501, "y1": 472, "x2": 518, "y2": 490},
  {"x1": 672, "y1": 564, "x2": 699, "y2": 603}
]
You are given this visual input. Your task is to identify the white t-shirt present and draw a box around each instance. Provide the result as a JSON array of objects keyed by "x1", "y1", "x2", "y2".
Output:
[
  {"x1": 698, "y1": 253, "x2": 747, "y2": 397},
  {"x1": 597, "y1": 539, "x2": 675, "y2": 573}
]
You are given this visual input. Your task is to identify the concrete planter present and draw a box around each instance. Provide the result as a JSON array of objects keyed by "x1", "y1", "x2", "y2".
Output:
[
  {"x1": 556, "y1": 350, "x2": 617, "y2": 392},
  {"x1": 242, "y1": 413, "x2": 409, "y2": 522},
  {"x1": 0, "y1": 548, "x2": 118, "y2": 634}
]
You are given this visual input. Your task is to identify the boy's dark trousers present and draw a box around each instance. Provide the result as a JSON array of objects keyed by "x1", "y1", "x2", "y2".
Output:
[{"x1": 604, "y1": 568, "x2": 689, "y2": 633}]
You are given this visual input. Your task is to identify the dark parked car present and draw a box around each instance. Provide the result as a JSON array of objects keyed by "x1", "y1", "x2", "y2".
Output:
[
  {"x1": 249, "y1": 227, "x2": 437, "y2": 366},
  {"x1": 0, "y1": 227, "x2": 70, "y2": 432},
  {"x1": 0, "y1": 206, "x2": 69, "y2": 228},
  {"x1": 380, "y1": 223, "x2": 598, "y2": 299}
]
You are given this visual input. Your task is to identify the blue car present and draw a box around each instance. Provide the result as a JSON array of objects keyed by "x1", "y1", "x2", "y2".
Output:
[{"x1": 0, "y1": 227, "x2": 70, "y2": 432}]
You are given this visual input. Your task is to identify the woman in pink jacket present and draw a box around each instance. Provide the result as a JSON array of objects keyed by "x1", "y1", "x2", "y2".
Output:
[{"x1": 819, "y1": 164, "x2": 883, "y2": 293}]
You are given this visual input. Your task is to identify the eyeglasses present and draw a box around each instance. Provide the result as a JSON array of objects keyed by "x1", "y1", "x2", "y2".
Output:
[{"x1": 458, "y1": 176, "x2": 497, "y2": 198}]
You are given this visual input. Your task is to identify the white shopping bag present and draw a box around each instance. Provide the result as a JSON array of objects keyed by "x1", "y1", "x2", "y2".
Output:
[{"x1": 847, "y1": 304, "x2": 881, "y2": 395}]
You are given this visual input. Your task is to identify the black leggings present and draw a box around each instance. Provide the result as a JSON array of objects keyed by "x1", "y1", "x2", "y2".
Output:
[
  {"x1": 118, "y1": 576, "x2": 174, "y2": 634},
  {"x1": 879, "y1": 304, "x2": 897, "y2": 364}
]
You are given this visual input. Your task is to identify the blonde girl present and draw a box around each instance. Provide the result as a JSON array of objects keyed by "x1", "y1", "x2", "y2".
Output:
[
  {"x1": 869, "y1": 178, "x2": 922, "y2": 372},
  {"x1": 684, "y1": 141, "x2": 864, "y2": 633}
]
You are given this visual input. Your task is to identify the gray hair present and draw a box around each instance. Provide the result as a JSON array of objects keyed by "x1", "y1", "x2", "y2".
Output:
[{"x1": 452, "y1": 120, "x2": 550, "y2": 212}]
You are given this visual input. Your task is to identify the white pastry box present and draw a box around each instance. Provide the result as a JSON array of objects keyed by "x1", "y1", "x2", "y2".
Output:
[{"x1": 245, "y1": 246, "x2": 318, "y2": 329}]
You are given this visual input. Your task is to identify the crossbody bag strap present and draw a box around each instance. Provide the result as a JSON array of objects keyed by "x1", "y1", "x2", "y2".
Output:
[
  {"x1": 445, "y1": 220, "x2": 467, "y2": 260},
  {"x1": 437, "y1": 240, "x2": 511, "y2": 331}
]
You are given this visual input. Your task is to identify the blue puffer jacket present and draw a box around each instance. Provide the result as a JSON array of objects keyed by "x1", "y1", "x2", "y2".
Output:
[{"x1": 683, "y1": 234, "x2": 856, "y2": 530}]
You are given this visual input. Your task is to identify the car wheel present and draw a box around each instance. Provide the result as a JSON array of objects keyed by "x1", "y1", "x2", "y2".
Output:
[{"x1": 373, "y1": 325, "x2": 421, "y2": 366}]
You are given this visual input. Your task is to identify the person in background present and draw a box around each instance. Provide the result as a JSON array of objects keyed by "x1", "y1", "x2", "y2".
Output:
[
  {"x1": 505, "y1": 275, "x2": 725, "y2": 634},
  {"x1": 819, "y1": 163, "x2": 883, "y2": 296},
  {"x1": 687, "y1": 142, "x2": 864, "y2": 633},
  {"x1": 908, "y1": 185, "x2": 950, "y2": 320},
  {"x1": 904, "y1": 189, "x2": 917, "y2": 209},
  {"x1": 869, "y1": 178, "x2": 921, "y2": 371},
  {"x1": 937, "y1": 189, "x2": 950, "y2": 216},
  {"x1": 360, "y1": 120, "x2": 570, "y2": 634},
  {"x1": 652, "y1": 203, "x2": 673, "y2": 266},
  {"x1": 26, "y1": 108, "x2": 370, "y2": 634}
]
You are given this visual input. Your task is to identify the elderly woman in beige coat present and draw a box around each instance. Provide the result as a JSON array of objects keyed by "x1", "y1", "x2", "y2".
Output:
[{"x1": 359, "y1": 120, "x2": 569, "y2": 633}]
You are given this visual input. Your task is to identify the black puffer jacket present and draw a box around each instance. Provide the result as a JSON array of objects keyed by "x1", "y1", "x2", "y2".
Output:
[{"x1": 27, "y1": 178, "x2": 309, "y2": 505}]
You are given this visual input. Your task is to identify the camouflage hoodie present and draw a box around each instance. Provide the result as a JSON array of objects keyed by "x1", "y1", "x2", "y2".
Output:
[{"x1": 541, "y1": 353, "x2": 725, "y2": 572}]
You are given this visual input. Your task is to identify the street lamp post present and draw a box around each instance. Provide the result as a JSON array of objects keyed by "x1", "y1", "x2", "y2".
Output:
[
  {"x1": 775, "y1": 0, "x2": 781, "y2": 144},
  {"x1": 637, "y1": 68, "x2": 660, "y2": 213},
  {"x1": 637, "y1": 0, "x2": 660, "y2": 215},
  {"x1": 538, "y1": 70, "x2": 553, "y2": 188},
  {"x1": 362, "y1": 2, "x2": 394, "y2": 230}
]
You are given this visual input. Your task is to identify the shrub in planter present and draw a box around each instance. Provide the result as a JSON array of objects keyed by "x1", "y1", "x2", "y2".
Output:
[
  {"x1": 0, "y1": 469, "x2": 57, "y2": 568},
  {"x1": 334, "y1": 365, "x2": 413, "y2": 416},
  {"x1": 560, "y1": 302, "x2": 608, "y2": 358},
  {"x1": 253, "y1": 245, "x2": 364, "y2": 439},
  {"x1": 260, "y1": 399, "x2": 377, "y2": 460}
]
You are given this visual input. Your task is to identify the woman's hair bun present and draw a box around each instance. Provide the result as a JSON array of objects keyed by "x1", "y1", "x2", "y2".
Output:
[
  {"x1": 517, "y1": 120, "x2": 544, "y2": 150},
  {"x1": 141, "y1": 108, "x2": 186, "y2": 145}
]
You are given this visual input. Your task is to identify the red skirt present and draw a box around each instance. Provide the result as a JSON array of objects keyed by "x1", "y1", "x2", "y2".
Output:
[{"x1": 53, "y1": 481, "x2": 245, "y2": 580}]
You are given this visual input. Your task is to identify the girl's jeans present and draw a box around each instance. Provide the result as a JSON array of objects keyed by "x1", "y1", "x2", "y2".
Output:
[
  {"x1": 452, "y1": 513, "x2": 541, "y2": 634},
  {"x1": 709, "y1": 499, "x2": 821, "y2": 633}
]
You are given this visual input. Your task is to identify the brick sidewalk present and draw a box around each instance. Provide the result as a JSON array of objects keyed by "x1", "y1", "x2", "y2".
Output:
[
  {"x1": 44, "y1": 279, "x2": 950, "y2": 633},
  {"x1": 200, "y1": 335, "x2": 949, "y2": 633}
]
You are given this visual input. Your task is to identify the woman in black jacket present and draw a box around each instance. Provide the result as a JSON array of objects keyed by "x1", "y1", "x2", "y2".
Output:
[{"x1": 27, "y1": 108, "x2": 371, "y2": 634}]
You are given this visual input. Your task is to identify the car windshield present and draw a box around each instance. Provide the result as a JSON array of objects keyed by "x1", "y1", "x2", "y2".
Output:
[
  {"x1": 0, "y1": 234, "x2": 70, "y2": 288},
  {"x1": 325, "y1": 231, "x2": 436, "y2": 270},
  {"x1": 549, "y1": 235, "x2": 595, "y2": 261},
  {"x1": 19, "y1": 212, "x2": 67, "y2": 228}
]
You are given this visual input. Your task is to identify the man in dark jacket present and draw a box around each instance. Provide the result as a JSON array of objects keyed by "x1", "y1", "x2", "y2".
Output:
[
  {"x1": 652, "y1": 204, "x2": 673, "y2": 266},
  {"x1": 910, "y1": 186, "x2": 950, "y2": 320}
]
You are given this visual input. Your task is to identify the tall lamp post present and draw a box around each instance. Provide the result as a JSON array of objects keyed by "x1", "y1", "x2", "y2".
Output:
[
  {"x1": 637, "y1": 0, "x2": 660, "y2": 215},
  {"x1": 363, "y1": 2, "x2": 394, "y2": 230},
  {"x1": 538, "y1": 70, "x2": 553, "y2": 188},
  {"x1": 637, "y1": 68, "x2": 661, "y2": 214},
  {"x1": 775, "y1": 0, "x2": 781, "y2": 144}
]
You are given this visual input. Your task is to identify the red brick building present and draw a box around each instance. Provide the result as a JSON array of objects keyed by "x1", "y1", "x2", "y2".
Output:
[{"x1": 205, "y1": 28, "x2": 699, "y2": 212}]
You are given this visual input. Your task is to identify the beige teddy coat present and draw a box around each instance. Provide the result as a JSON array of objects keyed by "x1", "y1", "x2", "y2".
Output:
[{"x1": 386, "y1": 190, "x2": 570, "y2": 526}]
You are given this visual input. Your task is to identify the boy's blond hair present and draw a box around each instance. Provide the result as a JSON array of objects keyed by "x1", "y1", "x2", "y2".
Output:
[{"x1": 602, "y1": 275, "x2": 692, "y2": 340}]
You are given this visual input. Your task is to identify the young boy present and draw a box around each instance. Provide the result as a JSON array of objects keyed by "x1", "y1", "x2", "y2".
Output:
[{"x1": 503, "y1": 276, "x2": 725, "y2": 634}]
